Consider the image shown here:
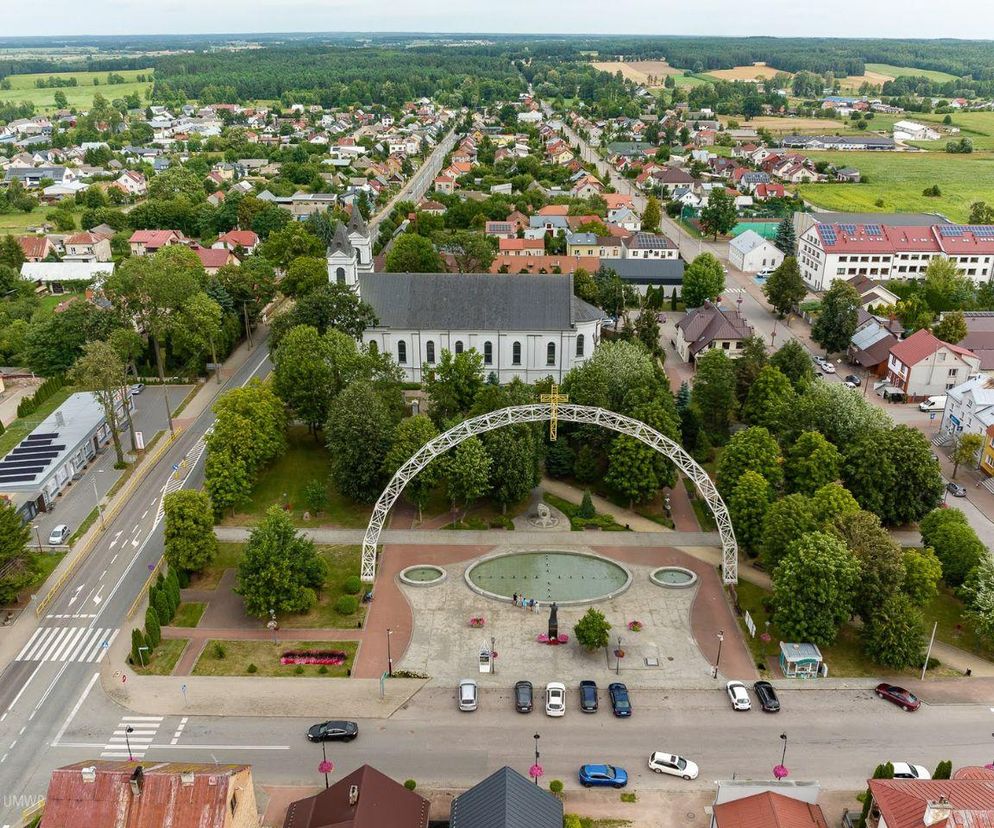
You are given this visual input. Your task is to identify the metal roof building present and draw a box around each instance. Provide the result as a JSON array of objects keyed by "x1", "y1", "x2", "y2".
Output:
[{"x1": 450, "y1": 766, "x2": 562, "y2": 828}]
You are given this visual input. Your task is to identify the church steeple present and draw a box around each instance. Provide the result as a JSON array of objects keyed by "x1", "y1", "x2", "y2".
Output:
[
  {"x1": 347, "y1": 205, "x2": 368, "y2": 238},
  {"x1": 346, "y1": 205, "x2": 374, "y2": 275},
  {"x1": 326, "y1": 220, "x2": 358, "y2": 288}
]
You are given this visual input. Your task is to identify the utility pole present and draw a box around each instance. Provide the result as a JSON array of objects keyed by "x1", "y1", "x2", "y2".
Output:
[{"x1": 243, "y1": 302, "x2": 254, "y2": 350}]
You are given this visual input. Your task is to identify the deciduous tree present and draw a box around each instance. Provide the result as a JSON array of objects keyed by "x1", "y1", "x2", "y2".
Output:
[
  {"x1": 690, "y1": 348, "x2": 737, "y2": 439},
  {"x1": 901, "y1": 547, "x2": 943, "y2": 607},
  {"x1": 326, "y1": 381, "x2": 395, "y2": 503},
  {"x1": 861, "y1": 593, "x2": 926, "y2": 669},
  {"x1": 763, "y1": 256, "x2": 806, "y2": 318},
  {"x1": 272, "y1": 325, "x2": 334, "y2": 434},
  {"x1": 715, "y1": 426, "x2": 783, "y2": 497},
  {"x1": 573, "y1": 607, "x2": 611, "y2": 651},
  {"x1": 385, "y1": 233, "x2": 445, "y2": 273},
  {"x1": 761, "y1": 493, "x2": 818, "y2": 571},
  {"x1": 0, "y1": 499, "x2": 33, "y2": 606},
  {"x1": 934, "y1": 311, "x2": 968, "y2": 345},
  {"x1": 785, "y1": 431, "x2": 841, "y2": 495},
  {"x1": 445, "y1": 436, "x2": 492, "y2": 518},
  {"x1": 769, "y1": 339, "x2": 814, "y2": 390},
  {"x1": 951, "y1": 432, "x2": 984, "y2": 478},
  {"x1": 424, "y1": 348, "x2": 485, "y2": 426},
  {"x1": 812, "y1": 279, "x2": 860, "y2": 356},
  {"x1": 163, "y1": 490, "x2": 217, "y2": 574},
  {"x1": 282, "y1": 256, "x2": 329, "y2": 298},
  {"x1": 741, "y1": 365, "x2": 796, "y2": 432},
  {"x1": 698, "y1": 188, "x2": 737, "y2": 240},
  {"x1": 384, "y1": 415, "x2": 441, "y2": 521},
  {"x1": 682, "y1": 252, "x2": 725, "y2": 308},
  {"x1": 728, "y1": 470, "x2": 771, "y2": 555}
]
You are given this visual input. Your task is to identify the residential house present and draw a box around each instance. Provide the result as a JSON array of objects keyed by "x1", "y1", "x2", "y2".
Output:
[
  {"x1": 213, "y1": 230, "x2": 259, "y2": 254},
  {"x1": 959, "y1": 312, "x2": 994, "y2": 373},
  {"x1": 729, "y1": 230, "x2": 785, "y2": 273},
  {"x1": 499, "y1": 238, "x2": 545, "y2": 257},
  {"x1": 937, "y1": 376, "x2": 994, "y2": 478},
  {"x1": 865, "y1": 768, "x2": 994, "y2": 828},
  {"x1": 282, "y1": 764, "x2": 429, "y2": 828},
  {"x1": 129, "y1": 229, "x2": 184, "y2": 256},
  {"x1": 18, "y1": 235, "x2": 52, "y2": 262},
  {"x1": 886, "y1": 328, "x2": 981, "y2": 400},
  {"x1": 434, "y1": 174, "x2": 456, "y2": 194},
  {"x1": 847, "y1": 274, "x2": 901, "y2": 311},
  {"x1": 5, "y1": 165, "x2": 75, "y2": 189},
  {"x1": 753, "y1": 182, "x2": 786, "y2": 200},
  {"x1": 675, "y1": 301, "x2": 754, "y2": 362},
  {"x1": 39, "y1": 760, "x2": 257, "y2": 828},
  {"x1": 418, "y1": 199, "x2": 446, "y2": 216},
  {"x1": 648, "y1": 167, "x2": 697, "y2": 196},
  {"x1": 485, "y1": 221, "x2": 517, "y2": 240},
  {"x1": 490, "y1": 254, "x2": 601, "y2": 275},
  {"x1": 624, "y1": 232, "x2": 680, "y2": 260},
  {"x1": 570, "y1": 175, "x2": 603, "y2": 198},
  {"x1": 450, "y1": 766, "x2": 563, "y2": 828},
  {"x1": 112, "y1": 170, "x2": 147, "y2": 197},
  {"x1": 836, "y1": 167, "x2": 861, "y2": 182},
  {"x1": 608, "y1": 207, "x2": 641, "y2": 232},
  {"x1": 20, "y1": 261, "x2": 114, "y2": 292},
  {"x1": 848, "y1": 310, "x2": 904, "y2": 376},
  {"x1": 63, "y1": 231, "x2": 112, "y2": 262},
  {"x1": 506, "y1": 210, "x2": 529, "y2": 232},
  {"x1": 288, "y1": 192, "x2": 337, "y2": 219},
  {"x1": 713, "y1": 791, "x2": 828, "y2": 828}
]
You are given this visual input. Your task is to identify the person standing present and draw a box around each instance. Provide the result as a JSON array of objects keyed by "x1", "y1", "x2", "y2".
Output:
[{"x1": 512, "y1": 592, "x2": 518, "y2": 607}]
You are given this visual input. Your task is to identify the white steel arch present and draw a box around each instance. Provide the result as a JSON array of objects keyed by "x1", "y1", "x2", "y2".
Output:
[{"x1": 361, "y1": 404, "x2": 738, "y2": 585}]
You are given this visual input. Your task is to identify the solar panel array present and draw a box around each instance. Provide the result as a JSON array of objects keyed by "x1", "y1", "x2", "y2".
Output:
[
  {"x1": 633, "y1": 233, "x2": 673, "y2": 249},
  {"x1": 969, "y1": 225, "x2": 994, "y2": 238},
  {"x1": 865, "y1": 225, "x2": 883, "y2": 236},
  {"x1": 0, "y1": 431, "x2": 63, "y2": 485},
  {"x1": 940, "y1": 226, "x2": 965, "y2": 237},
  {"x1": 817, "y1": 225, "x2": 837, "y2": 245},
  {"x1": 838, "y1": 224, "x2": 857, "y2": 235}
]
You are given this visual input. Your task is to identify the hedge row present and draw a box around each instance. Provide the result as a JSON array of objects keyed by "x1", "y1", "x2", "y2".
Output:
[{"x1": 17, "y1": 375, "x2": 66, "y2": 418}]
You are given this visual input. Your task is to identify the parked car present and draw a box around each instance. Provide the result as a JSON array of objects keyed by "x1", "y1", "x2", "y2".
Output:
[
  {"x1": 756, "y1": 268, "x2": 774, "y2": 278},
  {"x1": 819, "y1": 360, "x2": 836, "y2": 374},
  {"x1": 919, "y1": 395, "x2": 947, "y2": 412},
  {"x1": 844, "y1": 379, "x2": 859, "y2": 389},
  {"x1": 648, "y1": 751, "x2": 699, "y2": 780},
  {"x1": 545, "y1": 682, "x2": 566, "y2": 717},
  {"x1": 458, "y1": 679, "x2": 478, "y2": 712},
  {"x1": 946, "y1": 481, "x2": 967, "y2": 498},
  {"x1": 753, "y1": 681, "x2": 781, "y2": 712},
  {"x1": 726, "y1": 680, "x2": 751, "y2": 711},
  {"x1": 578, "y1": 764, "x2": 628, "y2": 788},
  {"x1": 129, "y1": 383, "x2": 145, "y2": 396},
  {"x1": 306, "y1": 720, "x2": 358, "y2": 742},
  {"x1": 608, "y1": 682, "x2": 631, "y2": 717},
  {"x1": 48, "y1": 524, "x2": 70, "y2": 545},
  {"x1": 514, "y1": 680, "x2": 533, "y2": 713},
  {"x1": 875, "y1": 683, "x2": 921, "y2": 712},
  {"x1": 844, "y1": 374, "x2": 862, "y2": 387},
  {"x1": 891, "y1": 762, "x2": 931, "y2": 780},
  {"x1": 579, "y1": 680, "x2": 598, "y2": 713}
]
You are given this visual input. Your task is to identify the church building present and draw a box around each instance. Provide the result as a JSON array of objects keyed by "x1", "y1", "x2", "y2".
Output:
[{"x1": 326, "y1": 207, "x2": 374, "y2": 286}]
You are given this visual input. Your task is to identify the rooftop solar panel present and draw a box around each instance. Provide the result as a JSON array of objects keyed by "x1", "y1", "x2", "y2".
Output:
[
  {"x1": 940, "y1": 226, "x2": 965, "y2": 237},
  {"x1": 0, "y1": 459, "x2": 51, "y2": 468},
  {"x1": 839, "y1": 224, "x2": 857, "y2": 235},
  {"x1": 0, "y1": 473, "x2": 40, "y2": 483},
  {"x1": 865, "y1": 225, "x2": 883, "y2": 236},
  {"x1": 971, "y1": 225, "x2": 994, "y2": 238},
  {"x1": 28, "y1": 432, "x2": 59, "y2": 440}
]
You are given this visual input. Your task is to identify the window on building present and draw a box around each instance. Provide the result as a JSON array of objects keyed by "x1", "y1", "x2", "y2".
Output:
[
  {"x1": 426, "y1": 341, "x2": 435, "y2": 363},
  {"x1": 336, "y1": 266, "x2": 346, "y2": 285},
  {"x1": 397, "y1": 341, "x2": 407, "y2": 364},
  {"x1": 547, "y1": 342, "x2": 556, "y2": 365},
  {"x1": 576, "y1": 334, "x2": 585, "y2": 357},
  {"x1": 512, "y1": 341, "x2": 522, "y2": 365},
  {"x1": 455, "y1": 341, "x2": 464, "y2": 354},
  {"x1": 483, "y1": 341, "x2": 493, "y2": 365},
  {"x1": 722, "y1": 341, "x2": 730, "y2": 350}
]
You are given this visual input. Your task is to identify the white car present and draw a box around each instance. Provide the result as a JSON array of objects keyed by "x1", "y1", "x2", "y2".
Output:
[
  {"x1": 726, "y1": 680, "x2": 751, "y2": 711},
  {"x1": 891, "y1": 762, "x2": 931, "y2": 780},
  {"x1": 844, "y1": 379, "x2": 859, "y2": 389},
  {"x1": 457, "y1": 679, "x2": 478, "y2": 712},
  {"x1": 756, "y1": 268, "x2": 774, "y2": 278},
  {"x1": 48, "y1": 524, "x2": 70, "y2": 545},
  {"x1": 819, "y1": 361, "x2": 837, "y2": 374},
  {"x1": 648, "y1": 751, "x2": 699, "y2": 780},
  {"x1": 545, "y1": 682, "x2": 566, "y2": 717}
]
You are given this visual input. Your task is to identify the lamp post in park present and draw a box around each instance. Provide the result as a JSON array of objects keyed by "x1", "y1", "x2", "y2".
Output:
[
  {"x1": 712, "y1": 629, "x2": 725, "y2": 679},
  {"x1": 387, "y1": 628, "x2": 393, "y2": 678},
  {"x1": 530, "y1": 733, "x2": 543, "y2": 786}
]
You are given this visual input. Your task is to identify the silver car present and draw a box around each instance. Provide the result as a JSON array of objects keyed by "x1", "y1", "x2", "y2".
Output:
[
  {"x1": 458, "y1": 679, "x2": 478, "y2": 712},
  {"x1": 48, "y1": 524, "x2": 70, "y2": 545}
]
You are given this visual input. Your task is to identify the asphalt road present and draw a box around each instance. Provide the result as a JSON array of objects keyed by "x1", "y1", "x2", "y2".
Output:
[{"x1": 0, "y1": 342, "x2": 272, "y2": 827}]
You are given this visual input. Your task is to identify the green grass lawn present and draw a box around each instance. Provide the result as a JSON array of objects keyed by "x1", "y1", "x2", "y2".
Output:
[
  {"x1": 797, "y1": 151, "x2": 994, "y2": 222},
  {"x1": 864, "y1": 63, "x2": 960, "y2": 83},
  {"x1": 2, "y1": 68, "x2": 153, "y2": 111},
  {"x1": 10, "y1": 551, "x2": 68, "y2": 607},
  {"x1": 0, "y1": 388, "x2": 74, "y2": 459},
  {"x1": 133, "y1": 638, "x2": 188, "y2": 676},
  {"x1": 902, "y1": 111, "x2": 994, "y2": 152},
  {"x1": 922, "y1": 586, "x2": 994, "y2": 661},
  {"x1": 172, "y1": 602, "x2": 206, "y2": 628},
  {"x1": 192, "y1": 639, "x2": 358, "y2": 677},
  {"x1": 0, "y1": 206, "x2": 52, "y2": 235},
  {"x1": 188, "y1": 542, "x2": 245, "y2": 590},
  {"x1": 221, "y1": 426, "x2": 370, "y2": 529}
]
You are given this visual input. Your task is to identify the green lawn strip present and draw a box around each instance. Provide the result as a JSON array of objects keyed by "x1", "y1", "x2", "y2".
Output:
[
  {"x1": 170, "y1": 384, "x2": 200, "y2": 418},
  {"x1": 220, "y1": 426, "x2": 370, "y2": 529},
  {"x1": 67, "y1": 507, "x2": 99, "y2": 545},
  {"x1": 188, "y1": 541, "x2": 246, "y2": 590},
  {"x1": 0, "y1": 206, "x2": 52, "y2": 234},
  {"x1": 172, "y1": 602, "x2": 206, "y2": 628},
  {"x1": 13, "y1": 551, "x2": 68, "y2": 606},
  {"x1": 922, "y1": 586, "x2": 994, "y2": 662},
  {"x1": 0, "y1": 388, "x2": 75, "y2": 458},
  {"x1": 542, "y1": 491, "x2": 628, "y2": 531},
  {"x1": 442, "y1": 498, "x2": 519, "y2": 530},
  {"x1": 192, "y1": 639, "x2": 358, "y2": 677},
  {"x1": 133, "y1": 637, "x2": 188, "y2": 676}
]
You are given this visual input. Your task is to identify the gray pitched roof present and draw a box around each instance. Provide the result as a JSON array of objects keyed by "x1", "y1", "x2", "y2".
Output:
[
  {"x1": 611, "y1": 257, "x2": 685, "y2": 285},
  {"x1": 348, "y1": 206, "x2": 369, "y2": 237},
  {"x1": 359, "y1": 273, "x2": 603, "y2": 331},
  {"x1": 328, "y1": 222, "x2": 355, "y2": 257},
  {"x1": 450, "y1": 767, "x2": 562, "y2": 828}
]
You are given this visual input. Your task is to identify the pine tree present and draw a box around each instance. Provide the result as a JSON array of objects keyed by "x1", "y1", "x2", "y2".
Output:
[
  {"x1": 144, "y1": 607, "x2": 161, "y2": 648},
  {"x1": 130, "y1": 628, "x2": 146, "y2": 665},
  {"x1": 773, "y1": 217, "x2": 796, "y2": 256}
]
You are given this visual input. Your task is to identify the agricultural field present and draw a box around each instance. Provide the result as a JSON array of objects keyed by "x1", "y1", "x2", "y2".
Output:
[
  {"x1": 590, "y1": 59, "x2": 684, "y2": 86},
  {"x1": 901, "y1": 111, "x2": 994, "y2": 151},
  {"x1": 796, "y1": 150, "x2": 994, "y2": 222},
  {"x1": 705, "y1": 62, "x2": 788, "y2": 82},
  {"x1": 723, "y1": 113, "x2": 902, "y2": 136},
  {"x1": 0, "y1": 68, "x2": 153, "y2": 111},
  {"x1": 864, "y1": 62, "x2": 961, "y2": 83}
]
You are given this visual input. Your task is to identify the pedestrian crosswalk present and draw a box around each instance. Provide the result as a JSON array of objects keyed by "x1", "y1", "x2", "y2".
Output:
[
  {"x1": 100, "y1": 716, "x2": 163, "y2": 760},
  {"x1": 155, "y1": 435, "x2": 208, "y2": 525},
  {"x1": 723, "y1": 287, "x2": 747, "y2": 294},
  {"x1": 15, "y1": 627, "x2": 118, "y2": 663}
]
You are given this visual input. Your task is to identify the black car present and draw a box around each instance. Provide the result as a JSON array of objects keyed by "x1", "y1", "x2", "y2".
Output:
[
  {"x1": 306, "y1": 720, "x2": 358, "y2": 742},
  {"x1": 579, "y1": 680, "x2": 598, "y2": 712},
  {"x1": 514, "y1": 680, "x2": 533, "y2": 713},
  {"x1": 608, "y1": 682, "x2": 631, "y2": 717},
  {"x1": 753, "y1": 681, "x2": 780, "y2": 713}
]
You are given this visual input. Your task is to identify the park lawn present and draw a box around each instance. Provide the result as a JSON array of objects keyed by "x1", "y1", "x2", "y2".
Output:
[
  {"x1": 796, "y1": 150, "x2": 994, "y2": 222},
  {"x1": 864, "y1": 63, "x2": 960, "y2": 83},
  {"x1": 192, "y1": 639, "x2": 358, "y2": 677},
  {"x1": 0, "y1": 388, "x2": 74, "y2": 459},
  {"x1": 172, "y1": 602, "x2": 206, "y2": 628},
  {"x1": 133, "y1": 638, "x2": 188, "y2": 676},
  {"x1": 2, "y1": 68, "x2": 152, "y2": 111},
  {"x1": 0, "y1": 206, "x2": 51, "y2": 234},
  {"x1": 280, "y1": 545, "x2": 366, "y2": 629},
  {"x1": 441, "y1": 498, "x2": 520, "y2": 530},
  {"x1": 903, "y1": 111, "x2": 994, "y2": 151},
  {"x1": 922, "y1": 586, "x2": 994, "y2": 662},
  {"x1": 188, "y1": 541, "x2": 246, "y2": 590},
  {"x1": 220, "y1": 426, "x2": 370, "y2": 529}
]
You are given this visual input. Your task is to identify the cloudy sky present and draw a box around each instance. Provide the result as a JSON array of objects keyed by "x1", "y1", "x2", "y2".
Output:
[{"x1": 6, "y1": 0, "x2": 994, "y2": 39}]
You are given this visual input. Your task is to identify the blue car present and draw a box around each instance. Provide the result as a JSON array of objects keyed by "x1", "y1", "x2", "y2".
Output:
[
  {"x1": 608, "y1": 682, "x2": 632, "y2": 717},
  {"x1": 579, "y1": 764, "x2": 628, "y2": 789}
]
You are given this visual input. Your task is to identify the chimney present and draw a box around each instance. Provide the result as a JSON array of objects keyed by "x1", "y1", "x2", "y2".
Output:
[
  {"x1": 924, "y1": 796, "x2": 952, "y2": 826},
  {"x1": 180, "y1": 771, "x2": 195, "y2": 786},
  {"x1": 81, "y1": 766, "x2": 96, "y2": 783},
  {"x1": 129, "y1": 766, "x2": 144, "y2": 798},
  {"x1": 349, "y1": 785, "x2": 359, "y2": 806},
  {"x1": 55, "y1": 411, "x2": 65, "y2": 428}
]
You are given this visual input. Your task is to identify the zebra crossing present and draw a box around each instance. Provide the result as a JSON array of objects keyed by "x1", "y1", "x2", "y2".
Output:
[
  {"x1": 100, "y1": 716, "x2": 163, "y2": 760},
  {"x1": 154, "y1": 435, "x2": 208, "y2": 525},
  {"x1": 15, "y1": 627, "x2": 118, "y2": 664}
]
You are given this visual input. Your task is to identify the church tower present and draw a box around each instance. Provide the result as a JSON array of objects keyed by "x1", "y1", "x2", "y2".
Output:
[
  {"x1": 347, "y1": 206, "x2": 374, "y2": 275},
  {"x1": 326, "y1": 221, "x2": 358, "y2": 288}
]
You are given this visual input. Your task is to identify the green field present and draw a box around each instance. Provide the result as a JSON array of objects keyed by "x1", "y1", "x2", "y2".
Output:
[
  {"x1": 797, "y1": 150, "x2": 994, "y2": 222},
  {"x1": 900, "y1": 111, "x2": 994, "y2": 151},
  {"x1": 0, "y1": 207, "x2": 52, "y2": 235},
  {"x1": 865, "y1": 63, "x2": 961, "y2": 83},
  {"x1": 1, "y1": 68, "x2": 153, "y2": 111}
]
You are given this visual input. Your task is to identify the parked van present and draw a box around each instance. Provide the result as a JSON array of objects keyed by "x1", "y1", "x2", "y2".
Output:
[{"x1": 919, "y1": 395, "x2": 947, "y2": 412}]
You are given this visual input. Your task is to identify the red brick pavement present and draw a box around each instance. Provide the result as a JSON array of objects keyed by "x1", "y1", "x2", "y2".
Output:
[{"x1": 669, "y1": 477, "x2": 701, "y2": 532}]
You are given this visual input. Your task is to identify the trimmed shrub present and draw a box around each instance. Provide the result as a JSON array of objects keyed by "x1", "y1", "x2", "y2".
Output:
[
  {"x1": 335, "y1": 595, "x2": 359, "y2": 615},
  {"x1": 549, "y1": 779, "x2": 564, "y2": 794},
  {"x1": 564, "y1": 817, "x2": 583, "y2": 828},
  {"x1": 153, "y1": 590, "x2": 172, "y2": 626},
  {"x1": 130, "y1": 628, "x2": 146, "y2": 665},
  {"x1": 211, "y1": 641, "x2": 226, "y2": 659},
  {"x1": 343, "y1": 575, "x2": 362, "y2": 595},
  {"x1": 144, "y1": 607, "x2": 161, "y2": 647},
  {"x1": 246, "y1": 663, "x2": 258, "y2": 673},
  {"x1": 294, "y1": 664, "x2": 304, "y2": 674},
  {"x1": 404, "y1": 779, "x2": 417, "y2": 791},
  {"x1": 578, "y1": 491, "x2": 595, "y2": 519}
]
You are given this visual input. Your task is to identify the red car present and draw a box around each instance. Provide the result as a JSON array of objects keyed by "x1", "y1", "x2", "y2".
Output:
[{"x1": 875, "y1": 683, "x2": 921, "y2": 712}]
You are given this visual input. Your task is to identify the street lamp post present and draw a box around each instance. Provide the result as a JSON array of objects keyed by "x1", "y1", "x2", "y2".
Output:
[
  {"x1": 533, "y1": 733, "x2": 541, "y2": 786},
  {"x1": 712, "y1": 630, "x2": 725, "y2": 679},
  {"x1": 268, "y1": 609, "x2": 278, "y2": 647},
  {"x1": 320, "y1": 741, "x2": 332, "y2": 789},
  {"x1": 491, "y1": 635, "x2": 496, "y2": 677},
  {"x1": 386, "y1": 628, "x2": 393, "y2": 678},
  {"x1": 125, "y1": 725, "x2": 134, "y2": 761},
  {"x1": 91, "y1": 477, "x2": 105, "y2": 530},
  {"x1": 32, "y1": 525, "x2": 43, "y2": 554},
  {"x1": 780, "y1": 732, "x2": 788, "y2": 767},
  {"x1": 616, "y1": 636, "x2": 623, "y2": 675}
]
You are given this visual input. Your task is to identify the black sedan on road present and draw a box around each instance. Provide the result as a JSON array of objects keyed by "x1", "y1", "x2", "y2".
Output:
[
  {"x1": 579, "y1": 680, "x2": 598, "y2": 712},
  {"x1": 608, "y1": 682, "x2": 631, "y2": 717},
  {"x1": 306, "y1": 720, "x2": 358, "y2": 742},
  {"x1": 514, "y1": 680, "x2": 534, "y2": 713},
  {"x1": 753, "y1": 680, "x2": 780, "y2": 712}
]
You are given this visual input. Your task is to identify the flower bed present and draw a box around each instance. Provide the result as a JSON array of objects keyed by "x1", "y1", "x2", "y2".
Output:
[
  {"x1": 627, "y1": 620, "x2": 643, "y2": 632},
  {"x1": 537, "y1": 633, "x2": 569, "y2": 644},
  {"x1": 280, "y1": 650, "x2": 347, "y2": 665},
  {"x1": 469, "y1": 616, "x2": 486, "y2": 628}
]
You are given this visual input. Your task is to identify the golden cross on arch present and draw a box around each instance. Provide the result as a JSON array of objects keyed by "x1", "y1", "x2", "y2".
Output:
[{"x1": 540, "y1": 382, "x2": 569, "y2": 441}]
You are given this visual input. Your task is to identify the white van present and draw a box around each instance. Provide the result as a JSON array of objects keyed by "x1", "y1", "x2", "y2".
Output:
[{"x1": 919, "y1": 395, "x2": 947, "y2": 412}]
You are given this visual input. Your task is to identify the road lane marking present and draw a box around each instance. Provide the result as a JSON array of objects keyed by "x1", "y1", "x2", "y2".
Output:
[
  {"x1": 170, "y1": 716, "x2": 188, "y2": 745},
  {"x1": 99, "y1": 569, "x2": 107, "y2": 581},
  {"x1": 52, "y1": 672, "x2": 99, "y2": 746},
  {"x1": 151, "y1": 744, "x2": 291, "y2": 750},
  {"x1": 3, "y1": 661, "x2": 44, "y2": 718},
  {"x1": 15, "y1": 627, "x2": 119, "y2": 663},
  {"x1": 92, "y1": 586, "x2": 104, "y2": 605},
  {"x1": 141, "y1": 510, "x2": 149, "y2": 520},
  {"x1": 101, "y1": 716, "x2": 163, "y2": 759},
  {"x1": 110, "y1": 530, "x2": 123, "y2": 549}
]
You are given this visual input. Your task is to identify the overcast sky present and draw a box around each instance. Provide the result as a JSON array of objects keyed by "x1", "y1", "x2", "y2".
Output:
[{"x1": 5, "y1": 0, "x2": 994, "y2": 40}]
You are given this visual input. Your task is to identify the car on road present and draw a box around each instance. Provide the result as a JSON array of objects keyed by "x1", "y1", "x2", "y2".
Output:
[
  {"x1": 946, "y1": 481, "x2": 967, "y2": 498},
  {"x1": 648, "y1": 752, "x2": 699, "y2": 780},
  {"x1": 608, "y1": 682, "x2": 632, "y2": 717},
  {"x1": 48, "y1": 524, "x2": 70, "y2": 545},
  {"x1": 875, "y1": 683, "x2": 921, "y2": 711},
  {"x1": 756, "y1": 268, "x2": 774, "y2": 278},
  {"x1": 545, "y1": 682, "x2": 566, "y2": 717},
  {"x1": 514, "y1": 680, "x2": 533, "y2": 713},
  {"x1": 753, "y1": 681, "x2": 780, "y2": 712},
  {"x1": 891, "y1": 762, "x2": 931, "y2": 780},
  {"x1": 726, "y1": 680, "x2": 751, "y2": 711},
  {"x1": 844, "y1": 374, "x2": 862, "y2": 387},
  {"x1": 306, "y1": 720, "x2": 358, "y2": 742},
  {"x1": 579, "y1": 680, "x2": 598, "y2": 713},
  {"x1": 458, "y1": 679, "x2": 478, "y2": 712},
  {"x1": 129, "y1": 383, "x2": 145, "y2": 395},
  {"x1": 818, "y1": 360, "x2": 836, "y2": 374},
  {"x1": 844, "y1": 379, "x2": 859, "y2": 389},
  {"x1": 578, "y1": 764, "x2": 628, "y2": 788}
]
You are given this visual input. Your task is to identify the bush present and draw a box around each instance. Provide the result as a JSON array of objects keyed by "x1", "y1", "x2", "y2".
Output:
[
  {"x1": 246, "y1": 663, "x2": 258, "y2": 673},
  {"x1": 144, "y1": 607, "x2": 161, "y2": 647},
  {"x1": 294, "y1": 664, "x2": 304, "y2": 674},
  {"x1": 343, "y1": 575, "x2": 362, "y2": 595},
  {"x1": 211, "y1": 641, "x2": 226, "y2": 659},
  {"x1": 934, "y1": 760, "x2": 953, "y2": 779},
  {"x1": 564, "y1": 816, "x2": 583, "y2": 828},
  {"x1": 578, "y1": 491, "x2": 596, "y2": 519},
  {"x1": 549, "y1": 779, "x2": 564, "y2": 794},
  {"x1": 153, "y1": 590, "x2": 172, "y2": 626},
  {"x1": 130, "y1": 628, "x2": 146, "y2": 665},
  {"x1": 318, "y1": 665, "x2": 328, "y2": 674},
  {"x1": 621, "y1": 792, "x2": 637, "y2": 803},
  {"x1": 335, "y1": 595, "x2": 359, "y2": 615},
  {"x1": 404, "y1": 779, "x2": 417, "y2": 791}
]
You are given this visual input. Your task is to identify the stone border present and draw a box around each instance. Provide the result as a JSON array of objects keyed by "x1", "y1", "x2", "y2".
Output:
[
  {"x1": 399, "y1": 564, "x2": 448, "y2": 587},
  {"x1": 462, "y1": 546, "x2": 633, "y2": 607},
  {"x1": 650, "y1": 566, "x2": 699, "y2": 589}
]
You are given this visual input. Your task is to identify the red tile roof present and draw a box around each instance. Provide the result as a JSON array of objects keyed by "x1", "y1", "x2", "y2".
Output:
[
  {"x1": 128, "y1": 230, "x2": 181, "y2": 249},
  {"x1": 499, "y1": 237, "x2": 544, "y2": 252},
  {"x1": 890, "y1": 328, "x2": 977, "y2": 367},
  {"x1": 537, "y1": 204, "x2": 570, "y2": 216},
  {"x1": 869, "y1": 777, "x2": 994, "y2": 828},
  {"x1": 66, "y1": 231, "x2": 106, "y2": 246},
  {"x1": 490, "y1": 254, "x2": 600, "y2": 274},
  {"x1": 216, "y1": 229, "x2": 259, "y2": 248},
  {"x1": 192, "y1": 246, "x2": 233, "y2": 269},
  {"x1": 18, "y1": 235, "x2": 49, "y2": 260},
  {"x1": 714, "y1": 791, "x2": 829, "y2": 828}
]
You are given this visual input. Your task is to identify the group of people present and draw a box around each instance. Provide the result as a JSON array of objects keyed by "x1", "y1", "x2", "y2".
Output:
[{"x1": 512, "y1": 593, "x2": 540, "y2": 612}]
